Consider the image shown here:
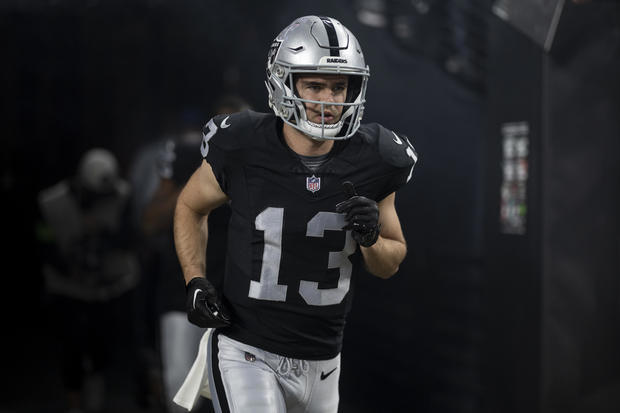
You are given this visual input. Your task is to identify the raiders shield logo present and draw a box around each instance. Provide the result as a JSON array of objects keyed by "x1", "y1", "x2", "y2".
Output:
[{"x1": 267, "y1": 40, "x2": 282, "y2": 66}]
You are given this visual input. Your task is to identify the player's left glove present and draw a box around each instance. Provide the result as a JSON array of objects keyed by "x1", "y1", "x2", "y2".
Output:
[
  {"x1": 335, "y1": 181, "x2": 381, "y2": 248},
  {"x1": 185, "y1": 277, "x2": 231, "y2": 328}
]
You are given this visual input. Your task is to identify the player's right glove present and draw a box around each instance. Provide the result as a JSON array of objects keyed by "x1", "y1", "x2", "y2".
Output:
[{"x1": 185, "y1": 277, "x2": 231, "y2": 328}]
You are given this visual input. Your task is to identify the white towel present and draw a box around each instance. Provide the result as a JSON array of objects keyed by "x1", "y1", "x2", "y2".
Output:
[{"x1": 173, "y1": 328, "x2": 213, "y2": 410}]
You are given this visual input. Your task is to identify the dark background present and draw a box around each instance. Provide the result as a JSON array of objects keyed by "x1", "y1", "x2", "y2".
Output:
[{"x1": 1, "y1": 0, "x2": 619, "y2": 412}]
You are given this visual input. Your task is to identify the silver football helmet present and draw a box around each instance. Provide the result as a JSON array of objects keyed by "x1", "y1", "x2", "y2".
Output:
[{"x1": 265, "y1": 16, "x2": 370, "y2": 140}]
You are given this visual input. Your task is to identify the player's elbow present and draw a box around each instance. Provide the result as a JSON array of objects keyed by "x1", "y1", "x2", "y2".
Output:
[{"x1": 369, "y1": 264, "x2": 400, "y2": 279}]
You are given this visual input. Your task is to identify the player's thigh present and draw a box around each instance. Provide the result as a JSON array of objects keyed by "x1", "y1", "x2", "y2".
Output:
[
  {"x1": 208, "y1": 332, "x2": 286, "y2": 413},
  {"x1": 289, "y1": 356, "x2": 341, "y2": 413}
]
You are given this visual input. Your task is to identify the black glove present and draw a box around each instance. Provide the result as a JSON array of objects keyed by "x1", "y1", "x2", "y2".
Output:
[
  {"x1": 335, "y1": 181, "x2": 381, "y2": 247},
  {"x1": 185, "y1": 277, "x2": 231, "y2": 328}
]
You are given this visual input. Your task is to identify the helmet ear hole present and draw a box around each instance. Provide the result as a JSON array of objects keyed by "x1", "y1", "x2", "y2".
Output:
[
  {"x1": 289, "y1": 73, "x2": 306, "y2": 122},
  {"x1": 346, "y1": 75, "x2": 363, "y2": 103},
  {"x1": 290, "y1": 74, "x2": 300, "y2": 97}
]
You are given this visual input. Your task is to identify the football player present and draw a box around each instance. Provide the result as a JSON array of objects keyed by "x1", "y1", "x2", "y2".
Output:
[{"x1": 174, "y1": 15, "x2": 418, "y2": 413}]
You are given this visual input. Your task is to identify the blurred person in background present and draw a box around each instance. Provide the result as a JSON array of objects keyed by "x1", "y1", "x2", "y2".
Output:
[
  {"x1": 37, "y1": 148, "x2": 140, "y2": 413},
  {"x1": 128, "y1": 107, "x2": 219, "y2": 410},
  {"x1": 128, "y1": 109, "x2": 205, "y2": 410},
  {"x1": 174, "y1": 16, "x2": 417, "y2": 413},
  {"x1": 142, "y1": 96, "x2": 249, "y2": 413}
]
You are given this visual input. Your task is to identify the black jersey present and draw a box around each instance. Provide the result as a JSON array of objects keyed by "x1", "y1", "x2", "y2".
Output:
[{"x1": 201, "y1": 110, "x2": 417, "y2": 360}]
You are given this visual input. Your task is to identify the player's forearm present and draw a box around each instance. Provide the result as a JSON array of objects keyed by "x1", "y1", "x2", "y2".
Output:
[
  {"x1": 173, "y1": 197, "x2": 209, "y2": 285},
  {"x1": 360, "y1": 236, "x2": 407, "y2": 279}
]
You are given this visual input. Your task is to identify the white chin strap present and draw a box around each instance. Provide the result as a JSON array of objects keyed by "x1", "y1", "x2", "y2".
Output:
[
  {"x1": 295, "y1": 101, "x2": 358, "y2": 140},
  {"x1": 299, "y1": 118, "x2": 344, "y2": 140}
]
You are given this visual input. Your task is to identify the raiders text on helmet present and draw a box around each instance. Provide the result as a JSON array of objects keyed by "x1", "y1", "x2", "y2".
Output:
[{"x1": 265, "y1": 16, "x2": 370, "y2": 140}]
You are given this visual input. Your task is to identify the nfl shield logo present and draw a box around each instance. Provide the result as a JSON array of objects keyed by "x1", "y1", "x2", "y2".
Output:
[{"x1": 306, "y1": 175, "x2": 321, "y2": 193}]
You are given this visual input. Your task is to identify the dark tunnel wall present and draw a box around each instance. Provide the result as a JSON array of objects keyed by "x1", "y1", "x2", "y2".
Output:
[
  {"x1": 483, "y1": 14, "x2": 544, "y2": 413},
  {"x1": 483, "y1": 2, "x2": 620, "y2": 413},
  {"x1": 1, "y1": 1, "x2": 272, "y2": 189},
  {"x1": 541, "y1": 3, "x2": 620, "y2": 412}
]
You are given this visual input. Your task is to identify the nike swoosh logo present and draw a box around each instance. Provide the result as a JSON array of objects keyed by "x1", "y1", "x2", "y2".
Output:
[
  {"x1": 320, "y1": 367, "x2": 337, "y2": 380},
  {"x1": 392, "y1": 131, "x2": 403, "y2": 145},
  {"x1": 192, "y1": 289, "x2": 202, "y2": 309},
  {"x1": 220, "y1": 116, "x2": 231, "y2": 128}
]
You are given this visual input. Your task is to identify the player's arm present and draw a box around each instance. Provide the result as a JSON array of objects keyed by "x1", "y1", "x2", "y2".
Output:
[
  {"x1": 173, "y1": 159, "x2": 228, "y2": 285},
  {"x1": 359, "y1": 192, "x2": 407, "y2": 279}
]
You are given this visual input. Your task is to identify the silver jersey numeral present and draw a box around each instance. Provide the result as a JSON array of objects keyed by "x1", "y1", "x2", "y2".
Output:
[
  {"x1": 391, "y1": 131, "x2": 417, "y2": 183},
  {"x1": 249, "y1": 207, "x2": 288, "y2": 301},
  {"x1": 250, "y1": 208, "x2": 356, "y2": 306},
  {"x1": 300, "y1": 212, "x2": 356, "y2": 306},
  {"x1": 200, "y1": 118, "x2": 218, "y2": 158}
]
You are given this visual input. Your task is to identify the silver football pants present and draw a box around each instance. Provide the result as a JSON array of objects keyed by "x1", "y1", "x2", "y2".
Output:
[{"x1": 207, "y1": 331, "x2": 340, "y2": 413}]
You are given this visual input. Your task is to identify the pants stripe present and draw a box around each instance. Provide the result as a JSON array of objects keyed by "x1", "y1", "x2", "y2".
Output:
[{"x1": 208, "y1": 330, "x2": 231, "y2": 413}]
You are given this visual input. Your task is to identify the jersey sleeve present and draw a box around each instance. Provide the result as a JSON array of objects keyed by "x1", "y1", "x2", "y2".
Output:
[
  {"x1": 373, "y1": 123, "x2": 419, "y2": 200},
  {"x1": 200, "y1": 110, "x2": 251, "y2": 194}
]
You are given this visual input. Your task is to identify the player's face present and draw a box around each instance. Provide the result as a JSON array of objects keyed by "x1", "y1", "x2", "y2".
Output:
[{"x1": 295, "y1": 75, "x2": 349, "y2": 124}]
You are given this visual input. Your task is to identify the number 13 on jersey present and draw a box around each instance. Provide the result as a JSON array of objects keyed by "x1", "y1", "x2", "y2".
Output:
[{"x1": 249, "y1": 207, "x2": 356, "y2": 306}]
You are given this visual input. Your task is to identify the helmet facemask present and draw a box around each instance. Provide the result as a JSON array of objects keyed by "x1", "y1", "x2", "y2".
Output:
[
  {"x1": 266, "y1": 66, "x2": 368, "y2": 141},
  {"x1": 293, "y1": 72, "x2": 366, "y2": 140}
]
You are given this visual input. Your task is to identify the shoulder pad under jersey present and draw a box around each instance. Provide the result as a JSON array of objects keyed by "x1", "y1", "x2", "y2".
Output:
[
  {"x1": 200, "y1": 110, "x2": 255, "y2": 157},
  {"x1": 358, "y1": 123, "x2": 418, "y2": 169}
]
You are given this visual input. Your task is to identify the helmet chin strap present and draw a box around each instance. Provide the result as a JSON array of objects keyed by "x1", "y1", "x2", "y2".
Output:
[
  {"x1": 294, "y1": 99, "x2": 345, "y2": 140},
  {"x1": 300, "y1": 119, "x2": 343, "y2": 140}
]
